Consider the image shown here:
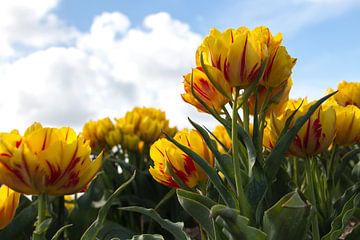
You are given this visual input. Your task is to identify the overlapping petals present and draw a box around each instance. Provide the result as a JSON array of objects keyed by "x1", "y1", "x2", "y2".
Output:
[
  {"x1": 181, "y1": 67, "x2": 230, "y2": 113},
  {"x1": 267, "y1": 99, "x2": 336, "y2": 157},
  {"x1": 0, "y1": 185, "x2": 20, "y2": 229},
  {"x1": 0, "y1": 123, "x2": 103, "y2": 195},
  {"x1": 149, "y1": 129, "x2": 214, "y2": 188}
]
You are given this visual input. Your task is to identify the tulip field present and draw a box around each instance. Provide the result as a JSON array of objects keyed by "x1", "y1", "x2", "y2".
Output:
[{"x1": 0, "y1": 26, "x2": 359, "y2": 240}]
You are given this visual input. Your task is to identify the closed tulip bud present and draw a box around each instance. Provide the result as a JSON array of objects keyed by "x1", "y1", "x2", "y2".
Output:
[
  {"x1": 123, "y1": 134, "x2": 141, "y2": 152},
  {"x1": 105, "y1": 128, "x2": 122, "y2": 147},
  {"x1": 149, "y1": 129, "x2": 214, "y2": 188},
  {"x1": 0, "y1": 123, "x2": 102, "y2": 195},
  {"x1": 268, "y1": 99, "x2": 336, "y2": 158},
  {"x1": 0, "y1": 185, "x2": 20, "y2": 229},
  {"x1": 181, "y1": 67, "x2": 230, "y2": 113}
]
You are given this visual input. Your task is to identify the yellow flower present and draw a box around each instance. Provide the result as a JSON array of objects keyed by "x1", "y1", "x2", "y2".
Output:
[
  {"x1": 268, "y1": 99, "x2": 336, "y2": 157},
  {"x1": 116, "y1": 107, "x2": 177, "y2": 146},
  {"x1": 248, "y1": 78, "x2": 292, "y2": 116},
  {"x1": 83, "y1": 117, "x2": 120, "y2": 149},
  {"x1": 149, "y1": 129, "x2": 214, "y2": 188},
  {"x1": 0, "y1": 185, "x2": 20, "y2": 229},
  {"x1": 253, "y1": 27, "x2": 296, "y2": 88},
  {"x1": 64, "y1": 195, "x2": 75, "y2": 212},
  {"x1": 334, "y1": 81, "x2": 360, "y2": 108},
  {"x1": 323, "y1": 98, "x2": 360, "y2": 146},
  {"x1": 181, "y1": 67, "x2": 230, "y2": 113},
  {"x1": 196, "y1": 27, "x2": 267, "y2": 88},
  {"x1": 212, "y1": 125, "x2": 232, "y2": 153},
  {"x1": 0, "y1": 123, "x2": 103, "y2": 195}
]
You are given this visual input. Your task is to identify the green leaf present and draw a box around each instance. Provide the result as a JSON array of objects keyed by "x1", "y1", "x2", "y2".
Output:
[
  {"x1": 163, "y1": 131, "x2": 236, "y2": 208},
  {"x1": 332, "y1": 182, "x2": 360, "y2": 218},
  {"x1": 322, "y1": 193, "x2": 360, "y2": 240},
  {"x1": 128, "y1": 234, "x2": 165, "y2": 240},
  {"x1": 97, "y1": 221, "x2": 134, "y2": 240},
  {"x1": 80, "y1": 171, "x2": 136, "y2": 240},
  {"x1": 51, "y1": 224, "x2": 73, "y2": 240},
  {"x1": 188, "y1": 118, "x2": 236, "y2": 191},
  {"x1": 177, "y1": 189, "x2": 216, "y2": 239},
  {"x1": 210, "y1": 204, "x2": 267, "y2": 240},
  {"x1": 335, "y1": 148, "x2": 360, "y2": 183},
  {"x1": 263, "y1": 191, "x2": 311, "y2": 240},
  {"x1": 119, "y1": 206, "x2": 191, "y2": 240}
]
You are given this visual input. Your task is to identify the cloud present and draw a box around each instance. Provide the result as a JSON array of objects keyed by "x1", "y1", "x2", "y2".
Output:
[
  {"x1": 0, "y1": 0, "x2": 79, "y2": 58},
  {"x1": 0, "y1": 7, "x2": 216, "y2": 132}
]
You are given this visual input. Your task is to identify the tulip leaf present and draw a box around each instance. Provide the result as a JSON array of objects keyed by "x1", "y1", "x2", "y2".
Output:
[
  {"x1": 128, "y1": 234, "x2": 165, "y2": 240},
  {"x1": 97, "y1": 221, "x2": 134, "y2": 240},
  {"x1": 80, "y1": 171, "x2": 136, "y2": 240},
  {"x1": 332, "y1": 182, "x2": 360, "y2": 219},
  {"x1": 236, "y1": 122, "x2": 257, "y2": 176},
  {"x1": 322, "y1": 193, "x2": 360, "y2": 240},
  {"x1": 334, "y1": 148, "x2": 360, "y2": 183},
  {"x1": 210, "y1": 204, "x2": 267, "y2": 240},
  {"x1": 263, "y1": 191, "x2": 311, "y2": 240},
  {"x1": 119, "y1": 206, "x2": 191, "y2": 240},
  {"x1": 188, "y1": 118, "x2": 236, "y2": 191},
  {"x1": 177, "y1": 189, "x2": 216, "y2": 239},
  {"x1": 163, "y1": 131, "x2": 236, "y2": 208},
  {"x1": 51, "y1": 224, "x2": 73, "y2": 240}
]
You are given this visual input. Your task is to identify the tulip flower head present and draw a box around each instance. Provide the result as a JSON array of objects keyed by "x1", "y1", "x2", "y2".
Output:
[
  {"x1": 334, "y1": 81, "x2": 360, "y2": 108},
  {"x1": 0, "y1": 123, "x2": 103, "y2": 195},
  {"x1": 0, "y1": 185, "x2": 20, "y2": 229},
  {"x1": 116, "y1": 107, "x2": 177, "y2": 146},
  {"x1": 149, "y1": 129, "x2": 214, "y2": 188},
  {"x1": 83, "y1": 117, "x2": 121, "y2": 150},
  {"x1": 268, "y1": 99, "x2": 336, "y2": 158},
  {"x1": 181, "y1": 67, "x2": 230, "y2": 113}
]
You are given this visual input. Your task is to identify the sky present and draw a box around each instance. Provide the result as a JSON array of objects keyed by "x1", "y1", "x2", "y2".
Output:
[{"x1": 0, "y1": 0, "x2": 360, "y2": 132}]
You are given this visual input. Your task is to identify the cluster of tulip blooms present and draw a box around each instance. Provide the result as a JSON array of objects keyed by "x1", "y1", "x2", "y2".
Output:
[{"x1": 0, "y1": 25, "x2": 359, "y2": 240}]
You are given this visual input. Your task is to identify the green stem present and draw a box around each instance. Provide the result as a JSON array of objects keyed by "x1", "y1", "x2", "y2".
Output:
[
  {"x1": 33, "y1": 193, "x2": 48, "y2": 240},
  {"x1": 232, "y1": 87, "x2": 247, "y2": 213},
  {"x1": 305, "y1": 158, "x2": 320, "y2": 240},
  {"x1": 243, "y1": 101, "x2": 250, "y2": 134}
]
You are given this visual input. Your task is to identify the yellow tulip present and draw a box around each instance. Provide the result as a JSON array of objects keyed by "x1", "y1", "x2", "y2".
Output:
[
  {"x1": 149, "y1": 129, "x2": 214, "y2": 188},
  {"x1": 268, "y1": 99, "x2": 336, "y2": 157},
  {"x1": 181, "y1": 67, "x2": 230, "y2": 113},
  {"x1": 0, "y1": 123, "x2": 103, "y2": 195},
  {"x1": 196, "y1": 27, "x2": 267, "y2": 88},
  {"x1": 83, "y1": 117, "x2": 120, "y2": 149},
  {"x1": 0, "y1": 185, "x2": 20, "y2": 229},
  {"x1": 116, "y1": 107, "x2": 177, "y2": 146},
  {"x1": 212, "y1": 125, "x2": 232, "y2": 153},
  {"x1": 334, "y1": 81, "x2": 360, "y2": 108},
  {"x1": 253, "y1": 27, "x2": 296, "y2": 88}
]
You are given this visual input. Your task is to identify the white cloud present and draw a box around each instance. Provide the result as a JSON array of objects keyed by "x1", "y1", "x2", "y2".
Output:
[
  {"x1": 0, "y1": 0, "x2": 79, "y2": 58},
  {"x1": 0, "y1": 7, "x2": 217, "y2": 132}
]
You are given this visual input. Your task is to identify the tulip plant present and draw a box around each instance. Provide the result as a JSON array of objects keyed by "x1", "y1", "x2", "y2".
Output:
[{"x1": 0, "y1": 26, "x2": 359, "y2": 240}]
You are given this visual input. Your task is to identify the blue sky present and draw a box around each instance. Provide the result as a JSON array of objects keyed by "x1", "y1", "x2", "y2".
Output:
[{"x1": 0, "y1": 0, "x2": 359, "y2": 131}]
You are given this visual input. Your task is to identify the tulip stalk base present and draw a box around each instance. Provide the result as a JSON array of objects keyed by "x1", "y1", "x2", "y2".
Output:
[
  {"x1": 305, "y1": 158, "x2": 320, "y2": 240},
  {"x1": 33, "y1": 193, "x2": 49, "y2": 240}
]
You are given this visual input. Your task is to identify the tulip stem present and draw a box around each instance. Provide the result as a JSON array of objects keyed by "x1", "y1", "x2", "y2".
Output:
[
  {"x1": 305, "y1": 158, "x2": 320, "y2": 240},
  {"x1": 33, "y1": 193, "x2": 49, "y2": 240},
  {"x1": 232, "y1": 87, "x2": 249, "y2": 215}
]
